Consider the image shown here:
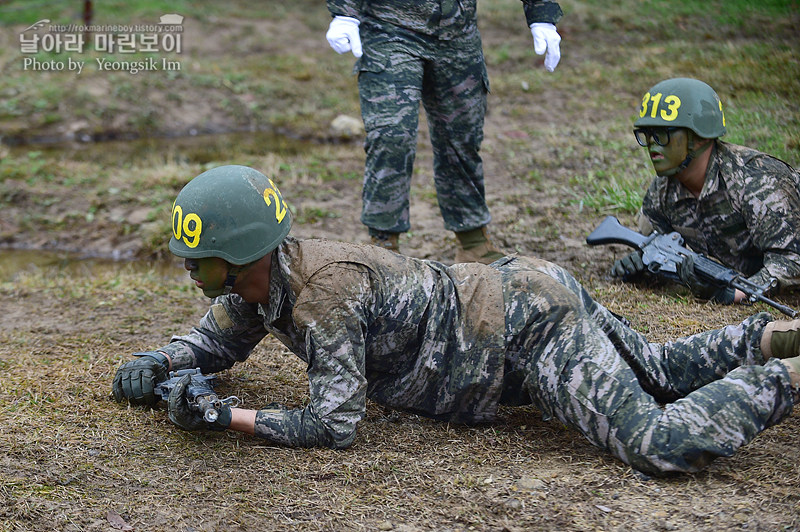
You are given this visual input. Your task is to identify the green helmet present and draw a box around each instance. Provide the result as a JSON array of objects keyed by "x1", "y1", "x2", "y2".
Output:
[
  {"x1": 634, "y1": 77, "x2": 726, "y2": 139},
  {"x1": 169, "y1": 165, "x2": 292, "y2": 265}
]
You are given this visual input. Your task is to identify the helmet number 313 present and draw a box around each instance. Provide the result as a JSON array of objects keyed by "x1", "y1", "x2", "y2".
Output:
[
  {"x1": 172, "y1": 178, "x2": 287, "y2": 249},
  {"x1": 639, "y1": 92, "x2": 681, "y2": 121}
]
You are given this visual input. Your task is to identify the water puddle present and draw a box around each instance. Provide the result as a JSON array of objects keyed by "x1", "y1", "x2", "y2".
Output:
[
  {"x1": 7, "y1": 129, "x2": 320, "y2": 166},
  {"x1": 0, "y1": 248, "x2": 184, "y2": 283},
  {"x1": 2, "y1": 129, "x2": 322, "y2": 282}
]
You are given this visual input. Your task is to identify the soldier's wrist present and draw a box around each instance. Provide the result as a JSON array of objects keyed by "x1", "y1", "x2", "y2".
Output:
[
  {"x1": 712, "y1": 287, "x2": 736, "y2": 305},
  {"x1": 134, "y1": 351, "x2": 171, "y2": 371},
  {"x1": 211, "y1": 406, "x2": 233, "y2": 430}
]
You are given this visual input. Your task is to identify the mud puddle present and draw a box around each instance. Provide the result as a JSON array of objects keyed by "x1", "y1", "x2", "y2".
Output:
[
  {"x1": 0, "y1": 248, "x2": 184, "y2": 283},
  {"x1": 6, "y1": 129, "x2": 320, "y2": 166}
]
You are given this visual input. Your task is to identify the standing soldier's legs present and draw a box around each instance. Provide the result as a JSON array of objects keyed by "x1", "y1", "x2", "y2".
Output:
[
  {"x1": 422, "y1": 30, "x2": 491, "y2": 233},
  {"x1": 358, "y1": 39, "x2": 424, "y2": 237},
  {"x1": 503, "y1": 265, "x2": 795, "y2": 474}
]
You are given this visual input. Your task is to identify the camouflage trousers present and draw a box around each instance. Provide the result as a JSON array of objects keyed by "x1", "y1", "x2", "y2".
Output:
[
  {"x1": 496, "y1": 256, "x2": 795, "y2": 475},
  {"x1": 356, "y1": 22, "x2": 492, "y2": 234}
]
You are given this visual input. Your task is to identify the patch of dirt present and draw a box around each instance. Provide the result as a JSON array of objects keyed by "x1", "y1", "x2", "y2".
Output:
[
  {"x1": 1, "y1": 3, "x2": 800, "y2": 532},
  {"x1": 1, "y1": 278, "x2": 799, "y2": 531}
]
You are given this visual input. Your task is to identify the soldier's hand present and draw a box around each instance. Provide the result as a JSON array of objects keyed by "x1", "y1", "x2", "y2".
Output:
[
  {"x1": 112, "y1": 351, "x2": 170, "y2": 406},
  {"x1": 167, "y1": 374, "x2": 232, "y2": 431},
  {"x1": 326, "y1": 16, "x2": 362, "y2": 58},
  {"x1": 610, "y1": 250, "x2": 645, "y2": 280},
  {"x1": 529, "y1": 22, "x2": 561, "y2": 72},
  {"x1": 678, "y1": 255, "x2": 736, "y2": 304}
]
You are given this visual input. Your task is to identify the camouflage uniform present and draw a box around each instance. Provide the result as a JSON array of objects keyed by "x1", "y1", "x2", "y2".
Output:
[
  {"x1": 640, "y1": 141, "x2": 800, "y2": 294},
  {"x1": 325, "y1": 0, "x2": 563, "y2": 234},
  {"x1": 157, "y1": 237, "x2": 796, "y2": 475}
]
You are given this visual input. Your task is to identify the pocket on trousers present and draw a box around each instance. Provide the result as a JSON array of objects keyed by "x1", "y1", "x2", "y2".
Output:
[{"x1": 357, "y1": 52, "x2": 401, "y2": 131}]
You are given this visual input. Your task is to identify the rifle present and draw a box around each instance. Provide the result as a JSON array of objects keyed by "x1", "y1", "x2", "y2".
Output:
[
  {"x1": 154, "y1": 368, "x2": 239, "y2": 423},
  {"x1": 586, "y1": 215, "x2": 798, "y2": 318}
]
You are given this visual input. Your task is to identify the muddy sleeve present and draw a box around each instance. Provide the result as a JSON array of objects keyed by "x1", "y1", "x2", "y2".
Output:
[
  {"x1": 521, "y1": 0, "x2": 563, "y2": 26},
  {"x1": 738, "y1": 162, "x2": 800, "y2": 293},
  {"x1": 157, "y1": 295, "x2": 268, "y2": 373},
  {"x1": 252, "y1": 264, "x2": 372, "y2": 448}
]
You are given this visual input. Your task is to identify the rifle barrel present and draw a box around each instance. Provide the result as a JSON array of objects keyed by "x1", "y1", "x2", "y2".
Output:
[{"x1": 731, "y1": 280, "x2": 799, "y2": 317}]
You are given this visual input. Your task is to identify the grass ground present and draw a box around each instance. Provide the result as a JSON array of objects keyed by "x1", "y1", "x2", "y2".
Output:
[{"x1": 1, "y1": 0, "x2": 799, "y2": 530}]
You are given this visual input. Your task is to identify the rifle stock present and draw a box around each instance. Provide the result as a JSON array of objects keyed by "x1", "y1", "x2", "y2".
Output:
[{"x1": 586, "y1": 216, "x2": 651, "y2": 249}]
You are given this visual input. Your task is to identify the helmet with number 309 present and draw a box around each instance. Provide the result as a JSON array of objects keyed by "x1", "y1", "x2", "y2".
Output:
[
  {"x1": 169, "y1": 165, "x2": 292, "y2": 265},
  {"x1": 634, "y1": 78, "x2": 726, "y2": 139}
]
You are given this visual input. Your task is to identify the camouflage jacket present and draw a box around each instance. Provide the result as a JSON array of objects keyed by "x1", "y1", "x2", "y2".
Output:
[
  {"x1": 640, "y1": 141, "x2": 800, "y2": 294},
  {"x1": 326, "y1": 0, "x2": 563, "y2": 39},
  {"x1": 160, "y1": 237, "x2": 508, "y2": 449}
]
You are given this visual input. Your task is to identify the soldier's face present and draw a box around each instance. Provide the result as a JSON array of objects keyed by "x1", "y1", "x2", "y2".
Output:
[
  {"x1": 646, "y1": 127, "x2": 688, "y2": 176},
  {"x1": 184, "y1": 257, "x2": 230, "y2": 298}
]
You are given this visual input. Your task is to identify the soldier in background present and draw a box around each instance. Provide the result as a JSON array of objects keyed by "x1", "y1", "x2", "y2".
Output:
[
  {"x1": 324, "y1": 0, "x2": 563, "y2": 263},
  {"x1": 612, "y1": 77, "x2": 800, "y2": 303},
  {"x1": 113, "y1": 165, "x2": 800, "y2": 476}
]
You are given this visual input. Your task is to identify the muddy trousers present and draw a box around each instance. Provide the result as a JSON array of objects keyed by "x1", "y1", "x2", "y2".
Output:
[
  {"x1": 356, "y1": 23, "x2": 491, "y2": 234},
  {"x1": 499, "y1": 257, "x2": 796, "y2": 475}
]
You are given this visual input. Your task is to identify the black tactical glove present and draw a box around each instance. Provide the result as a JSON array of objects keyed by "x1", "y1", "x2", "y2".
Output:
[
  {"x1": 112, "y1": 351, "x2": 170, "y2": 406},
  {"x1": 610, "y1": 250, "x2": 646, "y2": 280},
  {"x1": 167, "y1": 373, "x2": 232, "y2": 431},
  {"x1": 678, "y1": 255, "x2": 736, "y2": 304}
]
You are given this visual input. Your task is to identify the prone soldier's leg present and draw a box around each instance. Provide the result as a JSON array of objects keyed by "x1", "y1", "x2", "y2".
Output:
[
  {"x1": 504, "y1": 256, "x2": 776, "y2": 402},
  {"x1": 421, "y1": 29, "x2": 491, "y2": 233},
  {"x1": 358, "y1": 32, "x2": 424, "y2": 234},
  {"x1": 506, "y1": 268, "x2": 795, "y2": 475}
]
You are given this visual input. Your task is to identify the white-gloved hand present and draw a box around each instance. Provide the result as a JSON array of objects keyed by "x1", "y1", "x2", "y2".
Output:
[
  {"x1": 529, "y1": 22, "x2": 561, "y2": 72},
  {"x1": 326, "y1": 16, "x2": 363, "y2": 58}
]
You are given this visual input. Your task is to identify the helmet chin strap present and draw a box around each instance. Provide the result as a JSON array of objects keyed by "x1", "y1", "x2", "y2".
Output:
[
  {"x1": 221, "y1": 265, "x2": 243, "y2": 295},
  {"x1": 656, "y1": 131, "x2": 713, "y2": 177},
  {"x1": 221, "y1": 259, "x2": 260, "y2": 295}
]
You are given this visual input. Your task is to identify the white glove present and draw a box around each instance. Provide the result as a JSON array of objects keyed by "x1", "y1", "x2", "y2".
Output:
[
  {"x1": 529, "y1": 22, "x2": 561, "y2": 72},
  {"x1": 326, "y1": 16, "x2": 363, "y2": 58}
]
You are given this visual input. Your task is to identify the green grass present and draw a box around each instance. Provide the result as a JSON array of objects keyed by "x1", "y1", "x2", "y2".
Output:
[
  {"x1": 470, "y1": 1, "x2": 798, "y2": 214},
  {"x1": 0, "y1": 0, "x2": 270, "y2": 25},
  {"x1": 1, "y1": 0, "x2": 798, "y2": 219},
  {"x1": 570, "y1": 173, "x2": 645, "y2": 215}
]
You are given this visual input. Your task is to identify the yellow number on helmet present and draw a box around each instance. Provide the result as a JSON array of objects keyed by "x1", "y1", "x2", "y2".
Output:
[
  {"x1": 172, "y1": 204, "x2": 183, "y2": 240},
  {"x1": 639, "y1": 92, "x2": 650, "y2": 118},
  {"x1": 182, "y1": 213, "x2": 202, "y2": 248},
  {"x1": 263, "y1": 179, "x2": 287, "y2": 223},
  {"x1": 660, "y1": 95, "x2": 681, "y2": 121},
  {"x1": 648, "y1": 93, "x2": 662, "y2": 119}
]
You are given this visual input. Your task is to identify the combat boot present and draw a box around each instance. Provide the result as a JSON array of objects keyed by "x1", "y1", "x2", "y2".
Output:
[
  {"x1": 370, "y1": 231, "x2": 400, "y2": 253},
  {"x1": 454, "y1": 226, "x2": 505, "y2": 265},
  {"x1": 760, "y1": 319, "x2": 800, "y2": 359}
]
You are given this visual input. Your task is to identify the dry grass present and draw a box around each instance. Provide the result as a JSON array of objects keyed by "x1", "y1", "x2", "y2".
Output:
[
  {"x1": 1, "y1": 268, "x2": 799, "y2": 531},
  {"x1": 2, "y1": 0, "x2": 800, "y2": 530}
]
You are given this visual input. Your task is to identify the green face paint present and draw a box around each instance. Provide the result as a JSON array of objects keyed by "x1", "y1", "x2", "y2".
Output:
[
  {"x1": 645, "y1": 127, "x2": 689, "y2": 177},
  {"x1": 184, "y1": 257, "x2": 230, "y2": 298}
]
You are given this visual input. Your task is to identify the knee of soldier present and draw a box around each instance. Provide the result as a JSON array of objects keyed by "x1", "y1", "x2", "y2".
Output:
[
  {"x1": 365, "y1": 124, "x2": 417, "y2": 152},
  {"x1": 546, "y1": 283, "x2": 585, "y2": 321},
  {"x1": 612, "y1": 416, "x2": 720, "y2": 476}
]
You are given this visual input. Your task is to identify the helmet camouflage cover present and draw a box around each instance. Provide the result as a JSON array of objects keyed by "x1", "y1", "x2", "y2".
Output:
[
  {"x1": 169, "y1": 165, "x2": 292, "y2": 265},
  {"x1": 634, "y1": 77, "x2": 726, "y2": 139}
]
